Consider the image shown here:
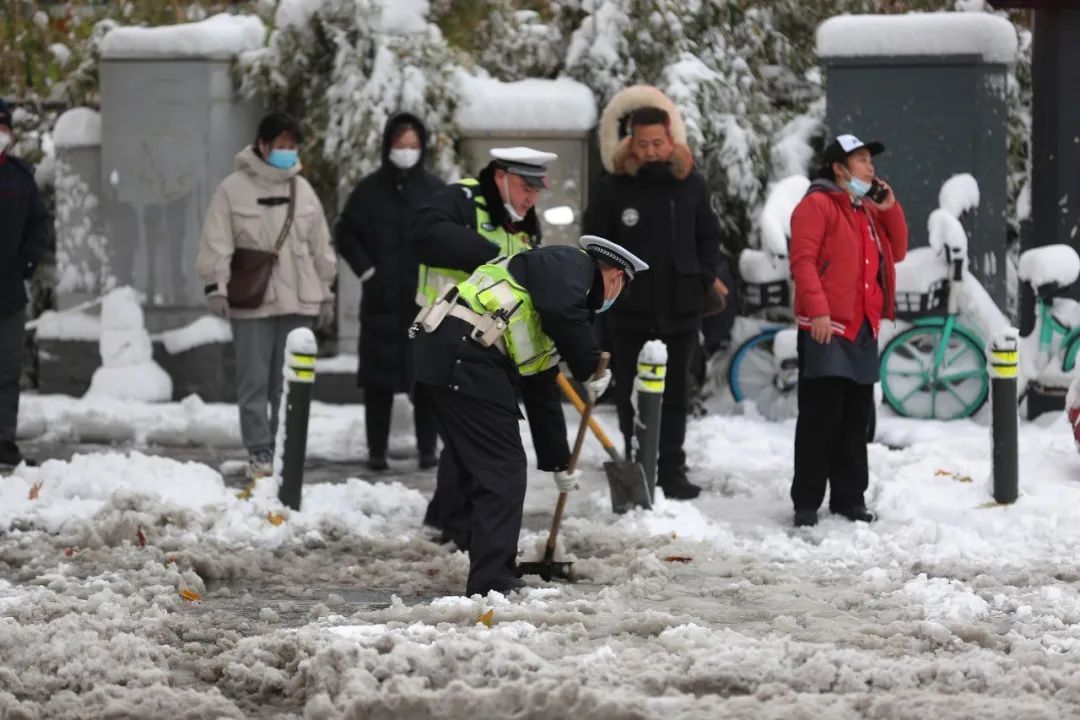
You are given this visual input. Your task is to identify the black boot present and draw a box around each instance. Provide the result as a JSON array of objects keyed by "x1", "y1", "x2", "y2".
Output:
[
  {"x1": 418, "y1": 452, "x2": 438, "y2": 470},
  {"x1": 794, "y1": 509, "x2": 818, "y2": 527},
  {"x1": 831, "y1": 505, "x2": 876, "y2": 523},
  {"x1": 366, "y1": 454, "x2": 389, "y2": 471},
  {"x1": 0, "y1": 441, "x2": 36, "y2": 468},
  {"x1": 658, "y1": 467, "x2": 701, "y2": 500}
]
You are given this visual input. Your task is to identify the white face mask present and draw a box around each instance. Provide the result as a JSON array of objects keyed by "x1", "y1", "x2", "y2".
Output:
[
  {"x1": 388, "y1": 147, "x2": 421, "y2": 169},
  {"x1": 0, "y1": 132, "x2": 11, "y2": 153},
  {"x1": 502, "y1": 175, "x2": 525, "y2": 223}
]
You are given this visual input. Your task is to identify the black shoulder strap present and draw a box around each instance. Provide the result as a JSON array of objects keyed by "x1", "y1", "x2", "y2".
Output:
[{"x1": 273, "y1": 178, "x2": 297, "y2": 254}]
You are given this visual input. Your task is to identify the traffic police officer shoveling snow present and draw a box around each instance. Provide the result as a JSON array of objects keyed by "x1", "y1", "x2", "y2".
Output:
[
  {"x1": 413, "y1": 146, "x2": 556, "y2": 547},
  {"x1": 411, "y1": 235, "x2": 648, "y2": 596}
]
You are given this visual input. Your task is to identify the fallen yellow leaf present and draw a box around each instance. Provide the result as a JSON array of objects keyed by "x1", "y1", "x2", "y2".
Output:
[
  {"x1": 663, "y1": 555, "x2": 693, "y2": 563},
  {"x1": 179, "y1": 588, "x2": 202, "y2": 602},
  {"x1": 28, "y1": 481, "x2": 42, "y2": 500},
  {"x1": 476, "y1": 608, "x2": 494, "y2": 628},
  {"x1": 266, "y1": 511, "x2": 285, "y2": 526},
  {"x1": 236, "y1": 482, "x2": 255, "y2": 500}
]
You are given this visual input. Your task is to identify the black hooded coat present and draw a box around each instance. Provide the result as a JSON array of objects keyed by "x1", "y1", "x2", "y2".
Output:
[{"x1": 335, "y1": 113, "x2": 446, "y2": 391}]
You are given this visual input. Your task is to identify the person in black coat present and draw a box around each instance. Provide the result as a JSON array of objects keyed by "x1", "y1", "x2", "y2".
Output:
[
  {"x1": 412, "y1": 238, "x2": 647, "y2": 596},
  {"x1": 0, "y1": 98, "x2": 50, "y2": 468},
  {"x1": 583, "y1": 93, "x2": 726, "y2": 500},
  {"x1": 335, "y1": 112, "x2": 445, "y2": 470}
]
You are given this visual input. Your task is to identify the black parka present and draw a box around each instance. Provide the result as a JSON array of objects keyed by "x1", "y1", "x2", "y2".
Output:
[
  {"x1": 583, "y1": 143, "x2": 725, "y2": 335},
  {"x1": 0, "y1": 154, "x2": 50, "y2": 316},
  {"x1": 335, "y1": 113, "x2": 445, "y2": 390}
]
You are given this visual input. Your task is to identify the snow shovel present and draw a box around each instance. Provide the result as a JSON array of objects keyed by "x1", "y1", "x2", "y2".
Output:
[
  {"x1": 518, "y1": 353, "x2": 610, "y2": 582},
  {"x1": 556, "y1": 372, "x2": 651, "y2": 514}
]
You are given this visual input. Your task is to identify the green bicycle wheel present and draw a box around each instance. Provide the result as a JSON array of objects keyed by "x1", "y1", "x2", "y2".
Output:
[{"x1": 880, "y1": 324, "x2": 989, "y2": 420}]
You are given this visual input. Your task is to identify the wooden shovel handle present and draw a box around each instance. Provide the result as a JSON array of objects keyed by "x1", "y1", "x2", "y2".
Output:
[{"x1": 543, "y1": 352, "x2": 610, "y2": 562}]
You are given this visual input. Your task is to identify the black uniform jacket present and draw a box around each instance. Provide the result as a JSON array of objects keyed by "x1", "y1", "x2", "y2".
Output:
[
  {"x1": 335, "y1": 112, "x2": 445, "y2": 391},
  {"x1": 583, "y1": 142, "x2": 725, "y2": 335},
  {"x1": 0, "y1": 154, "x2": 50, "y2": 316},
  {"x1": 411, "y1": 162, "x2": 541, "y2": 273},
  {"x1": 413, "y1": 246, "x2": 603, "y2": 471}
]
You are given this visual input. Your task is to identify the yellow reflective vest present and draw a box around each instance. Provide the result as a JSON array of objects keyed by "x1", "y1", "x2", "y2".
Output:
[
  {"x1": 456, "y1": 257, "x2": 559, "y2": 376},
  {"x1": 415, "y1": 178, "x2": 534, "y2": 306}
]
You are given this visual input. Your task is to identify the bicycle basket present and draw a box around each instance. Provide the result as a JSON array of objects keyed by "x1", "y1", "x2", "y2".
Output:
[
  {"x1": 893, "y1": 279, "x2": 947, "y2": 320},
  {"x1": 739, "y1": 280, "x2": 791, "y2": 314}
]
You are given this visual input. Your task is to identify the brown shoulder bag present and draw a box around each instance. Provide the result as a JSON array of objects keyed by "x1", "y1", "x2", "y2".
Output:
[{"x1": 226, "y1": 178, "x2": 297, "y2": 309}]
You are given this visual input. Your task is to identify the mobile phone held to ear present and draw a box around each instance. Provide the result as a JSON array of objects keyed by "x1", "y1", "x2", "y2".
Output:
[{"x1": 866, "y1": 179, "x2": 888, "y2": 204}]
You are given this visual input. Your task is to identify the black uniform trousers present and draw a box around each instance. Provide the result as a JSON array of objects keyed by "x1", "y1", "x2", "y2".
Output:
[
  {"x1": 0, "y1": 310, "x2": 24, "y2": 444},
  {"x1": 610, "y1": 329, "x2": 696, "y2": 479},
  {"x1": 791, "y1": 376, "x2": 874, "y2": 512},
  {"x1": 363, "y1": 385, "x2": 439, "y2": 459},
  {"x1": 425, "y1": 383, "x2": 526, "y2": 596}
]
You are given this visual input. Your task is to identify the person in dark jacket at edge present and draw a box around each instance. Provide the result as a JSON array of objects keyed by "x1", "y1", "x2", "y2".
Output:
[
  {"x1": 411, "y1": 235, "x2": 648, "y2": 596},
  {"x1": 583, "y1": 85, "x2": 725, "y2": 500},
  {"x1": 412, "y1": 146, "x2": 556, "y2": 545},
  {"x1": 789, "y1": 134, "x2": 908, "y2": 528},
  {"x1": 0, "y1": 98, "x2": 51, "y2": 469},
  {"x1": 335, "y1": 113, "x2": 445, "y2": 471}
]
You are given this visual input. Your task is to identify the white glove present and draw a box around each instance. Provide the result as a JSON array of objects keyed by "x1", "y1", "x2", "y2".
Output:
[
  {"x1": 584, "y1": 368, "x2": 612, "y2": 398},
  {"x1": 207, "y1": 295, "x2": 230, "y2": 319},
  {"x1": 552, "y1": 468, "x2": 581, "y2": 493}
]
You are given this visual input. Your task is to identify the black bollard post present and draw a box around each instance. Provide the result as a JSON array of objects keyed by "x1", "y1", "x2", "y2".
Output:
[
  {"x1": 276, "y1": 328, "x2": 317, "y2": 511},
  {"x1": 989, "y1": 328, "x2": 1019, "y2": 504},
  {"x1": 635, "y1": 340, "x2": 667, "y2": 503}
]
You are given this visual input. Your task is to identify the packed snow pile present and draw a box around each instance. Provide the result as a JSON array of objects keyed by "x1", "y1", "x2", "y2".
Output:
[
  {"x1": 52, "y1": 108, "x2": 101, "y2": 149},
  {"x1": 100, "y1": 13, "x2": 266, "y2": 59},
  {"x1": 758, "y1": 174, "x2": 809, "y2": 256},
  {"x1": 817, "y1": 12, "x2": 1019, "y2": 64},
  {"x1": 84, "y1": 287, "x2": 172, "y2": 403},
  {"x1": 455, "y1": 72, "x2": 597, "y2": 133},
  {"x1": 32, "y1": 310, "x2": 101, "y2": 342},
  {"x1": 157, "y1": 315, "x2": 232, "y2": 355},
  {"x1": 1018, "y1": 244, "x2": 1080, "y2": 291},
  {"x1": 939, "y1": 172, "x2": 981, "y2": 218}
]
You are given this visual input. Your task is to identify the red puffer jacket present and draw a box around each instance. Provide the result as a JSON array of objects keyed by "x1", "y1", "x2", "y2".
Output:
[{"x1": 790, "y1": 180, "x2": 908, "y2": 341}]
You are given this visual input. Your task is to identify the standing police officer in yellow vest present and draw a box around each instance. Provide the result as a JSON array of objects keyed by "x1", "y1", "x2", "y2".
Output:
[
  {"x1": 413, "y1": 147, "x2": 556, "y2": 543},
  {"x1": 412, "y1": 236, "x2": 648, "y2": 596}
]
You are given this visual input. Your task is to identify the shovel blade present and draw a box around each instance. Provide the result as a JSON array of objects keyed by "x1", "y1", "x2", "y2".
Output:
[
  {"x1": 605, "y1": 461, "x2": 652, "y2": 514},
  {"x1": 517, "y1": 561, "x2": 575, "y2": 582}
]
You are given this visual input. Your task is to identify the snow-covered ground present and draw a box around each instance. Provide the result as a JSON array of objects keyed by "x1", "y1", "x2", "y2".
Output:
[{"x1": 4, "y1": 394, "x2": 1080, "y2": 718}]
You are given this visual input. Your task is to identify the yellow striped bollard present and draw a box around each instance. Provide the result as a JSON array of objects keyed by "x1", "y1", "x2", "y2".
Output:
[
  {"x1": 276, "y1": 327, "x2": 318, "y2": 511},
  {"x1": 635, "y1": 340, "x2": 667, "y2": 503},
  {"x1": 988, "y1": 327, "x2": 1019, "y2": 504}
]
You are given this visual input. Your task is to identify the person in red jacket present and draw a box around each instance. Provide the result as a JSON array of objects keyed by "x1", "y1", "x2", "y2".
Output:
[{"x1": 788, "y1": 134, "x2": 908, "y2": 527}]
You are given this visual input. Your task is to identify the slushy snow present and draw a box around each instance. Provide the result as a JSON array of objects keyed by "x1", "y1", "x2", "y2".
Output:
[{"x1": 5, "y1": 400, "x2": 1080, "y2": 717}]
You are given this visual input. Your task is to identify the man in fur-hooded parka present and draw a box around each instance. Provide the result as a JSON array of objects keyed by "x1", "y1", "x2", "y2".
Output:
[{"x1": 583, "y1": 85, "x2": 726, "y2": 499}]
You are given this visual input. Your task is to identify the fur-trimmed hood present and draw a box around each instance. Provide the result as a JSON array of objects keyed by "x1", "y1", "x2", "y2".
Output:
[
  {"x1": 598, "y1": 85, "x2": 693, "y2": 179},
  {"x1": 612, "y1": 140, "x2": 694, "y2": 181}
]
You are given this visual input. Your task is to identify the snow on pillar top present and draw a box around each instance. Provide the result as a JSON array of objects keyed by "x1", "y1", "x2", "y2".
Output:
[
  {"x1": 285, "y1": 327, "x2": 318, "y2": 357},
  {"x1": 816, "y1": 12, "x2": 1018, "y2": 64},
  {"x1": 100, "y1": 13, "x2": 266, "y2": 60},
  {"x1": 53, "y1": 108, "x2": 102, "y2": 149},
  {"x1": 455, "y1": 71, "x2": 597, "y2": 134}
]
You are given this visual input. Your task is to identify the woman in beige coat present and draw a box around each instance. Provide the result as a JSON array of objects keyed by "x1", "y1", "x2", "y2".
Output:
[{"x1": 196, "y1": 113, "x2": 337, "y2": 480}]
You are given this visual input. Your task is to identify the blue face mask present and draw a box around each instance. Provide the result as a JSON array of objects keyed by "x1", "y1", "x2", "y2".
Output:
[
  {"x1": 599, "y1": 297, "x2": 616, "y2": 313},
  {"x1": 267, "y1": 148, "x2": 298, "y2": 170},
  {"x1": 847, "y1": 174, "x2": 871, "y2": 198}
]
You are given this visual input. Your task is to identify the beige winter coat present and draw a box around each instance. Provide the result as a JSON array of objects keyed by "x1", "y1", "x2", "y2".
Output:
[{"x1": 196, "y1": 146, "x2": 337, "y2": 319}]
